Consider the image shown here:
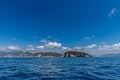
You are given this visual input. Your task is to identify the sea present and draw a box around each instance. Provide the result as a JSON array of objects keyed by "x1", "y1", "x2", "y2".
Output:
[{"x1": 0, "y1": 57, "x2": 120, "y2": 80}]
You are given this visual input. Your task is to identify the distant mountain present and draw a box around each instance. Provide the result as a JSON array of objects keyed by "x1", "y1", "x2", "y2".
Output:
[
  {"x1": 102, "y1": 53, "x2": 120, "y2": 57},
  {"x1": 0, "y1": 51, "x2": 92, "y2": 58},
  {"x1": 0, "y1": 51, "x2": 62, "y2": 57},
  {"x1": 0, "y1": 51, "x2": 31, "y2": 57}
]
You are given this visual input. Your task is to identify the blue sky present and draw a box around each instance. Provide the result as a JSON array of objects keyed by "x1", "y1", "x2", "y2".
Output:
[{"x1": 0, "y1": 0, "x2": 120, "y2": 54}]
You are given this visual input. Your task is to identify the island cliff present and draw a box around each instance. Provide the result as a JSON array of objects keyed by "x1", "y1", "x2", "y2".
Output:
[{"x1": 64, "y1": 51, "x2": 92, "y2": 58}]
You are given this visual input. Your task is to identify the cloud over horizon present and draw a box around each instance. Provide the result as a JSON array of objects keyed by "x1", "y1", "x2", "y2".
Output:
[{"x1": 1, "y1": 41, "x2": 120, "y2": 56}]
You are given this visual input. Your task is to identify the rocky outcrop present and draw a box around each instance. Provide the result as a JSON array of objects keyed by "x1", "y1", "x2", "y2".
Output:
[{"x1": 64, "y1": 51, "x2": 92, "y2": 58}]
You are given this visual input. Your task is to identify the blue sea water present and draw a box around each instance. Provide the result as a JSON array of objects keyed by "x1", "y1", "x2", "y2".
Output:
[{"x1": 0, "y1": 57, "x2": 120, "y2": 80}]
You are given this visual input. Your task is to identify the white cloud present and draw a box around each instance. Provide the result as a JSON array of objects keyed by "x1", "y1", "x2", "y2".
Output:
[
  {"x1": 108, "y1": 8, "x2": 119, "y2": 17},
  {"x1": 62, "y1": 47, "x2": 68, "y2": 50},
  {"x1": 75, "y1": 47, "x2": 83, "y2": 50},
  {"x1": 74, "y1": 47, "x2": 83, "y2": 50},
  {"x1": 45, "y1": 42, "x2": 62, "y2": 48},
  {"x1": 24, "y1": 41, "x2": 62, "y2": 53},
  {"x1": 2, "y1": 41, "x2": 120, "y2": 56},
  {"x1": 36, "y1": 46, "x2": 44, "y2": 49},
  {"x1": 81, "y1": 43, "x2": 120, "y2": 56},
  {"x1": 62, "y1": 47, "x2": 71, "y2": 50},
  {"x1": 86, "y1": 44, "x2": 97, "y2": 49},
  {"x1": 7, "y1": 46, "x2": 20, "y2": 50},
  {"x1": 25, "y1": 45, "x2": 35, "y2": 51}
]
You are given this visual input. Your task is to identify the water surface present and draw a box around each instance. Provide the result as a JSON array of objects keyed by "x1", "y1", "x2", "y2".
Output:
[{"x1": 0, "y1": 57, "x2": 120, "y2": 80}]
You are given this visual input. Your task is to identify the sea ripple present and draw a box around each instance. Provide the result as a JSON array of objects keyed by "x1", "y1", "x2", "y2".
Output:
[{"x1": 0, "y1": 57, "x2": 119, "y2": 80}]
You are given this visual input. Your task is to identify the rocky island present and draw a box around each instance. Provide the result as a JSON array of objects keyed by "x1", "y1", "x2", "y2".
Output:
[{"x1": 64, "y1": 51, "x2": 92, "y2": 58}]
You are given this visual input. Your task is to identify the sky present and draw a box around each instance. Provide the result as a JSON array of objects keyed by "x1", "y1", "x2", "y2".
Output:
[{"x1": 0, "y1": 0, "x2": 120, "y2": 55}]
